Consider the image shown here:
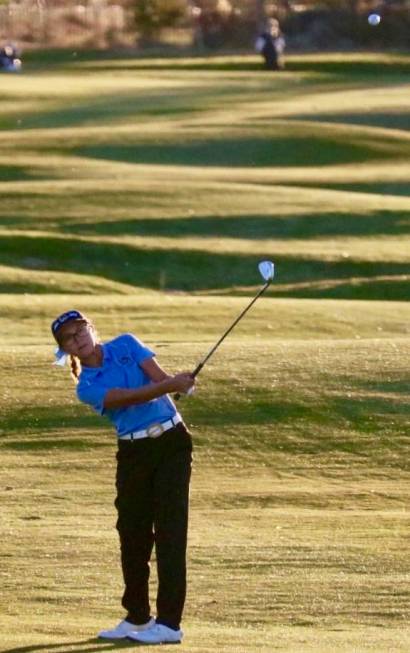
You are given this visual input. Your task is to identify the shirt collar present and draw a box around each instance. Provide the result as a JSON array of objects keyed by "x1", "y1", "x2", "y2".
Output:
[{"x1": 80, "y1": 343, "x2": 110, "y2": 378}]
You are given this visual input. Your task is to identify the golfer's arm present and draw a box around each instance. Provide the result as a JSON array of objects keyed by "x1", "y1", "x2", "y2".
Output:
[
  {"x1": 103, "y1": 379, "x2": 173, "y2": 410},
  {"x1": 139, "y1": 357, "x2": 171, "y2": 382},
  {"x1": 103, "y1": 358, "x2": 173, "y2": 409}
]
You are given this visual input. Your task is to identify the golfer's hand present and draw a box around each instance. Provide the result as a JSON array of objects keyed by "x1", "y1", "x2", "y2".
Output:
[{"x1": 171, "y1": 372, "x2": 195, "y2": 394}]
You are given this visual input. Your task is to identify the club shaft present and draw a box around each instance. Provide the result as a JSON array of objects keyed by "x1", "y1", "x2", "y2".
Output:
[
  {"x1": 192, "y1": 280, "x2": 271, "y2": 378},
  {"x1": 174, "y1": 279, "x2": 271, "y2": 400}
]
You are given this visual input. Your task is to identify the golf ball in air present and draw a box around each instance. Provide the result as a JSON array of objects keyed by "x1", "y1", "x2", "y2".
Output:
[{"x1": 368, "y1": 13, "x2": 381, "y2": 26}]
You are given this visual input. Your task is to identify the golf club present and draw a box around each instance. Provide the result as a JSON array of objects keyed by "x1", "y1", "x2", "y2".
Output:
[{"x1": 175, "y1": 260, "x2": 275, "y2": 400}]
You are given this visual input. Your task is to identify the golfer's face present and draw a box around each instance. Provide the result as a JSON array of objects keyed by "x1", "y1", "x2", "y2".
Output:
[{"x1": 58, "y1": 319, "x2": 95, "y2": 357}]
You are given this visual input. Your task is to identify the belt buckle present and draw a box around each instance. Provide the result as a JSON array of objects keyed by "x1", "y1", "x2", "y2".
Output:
[{"x1": 147, "y1": 422, "x2": 165, "y2": 439}]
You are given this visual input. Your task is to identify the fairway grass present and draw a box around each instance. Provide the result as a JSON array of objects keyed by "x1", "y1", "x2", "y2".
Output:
[
  {"x1": 0, "y1": 52, "x2": 409, "y2": 651},
  {"x1": 1, "y1": 296, "x2": 409, "y2": 652}
]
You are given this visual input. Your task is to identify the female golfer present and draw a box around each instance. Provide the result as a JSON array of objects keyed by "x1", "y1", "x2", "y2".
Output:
[{"x1": 51, "y1": 309, "x2": 195, "y2": 645}]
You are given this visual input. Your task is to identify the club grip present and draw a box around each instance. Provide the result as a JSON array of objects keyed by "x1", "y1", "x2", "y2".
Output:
[
  {"x1": 173, "y1": 367, "x2": 200, "y2": 401},
  {"x1": 174, "y1": 386, "x2": 194, "y2": 401}
]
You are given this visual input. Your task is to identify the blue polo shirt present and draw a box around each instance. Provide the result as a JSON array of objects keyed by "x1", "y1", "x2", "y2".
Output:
[{"x1": 76, "y1": 333, "x2": 177, "y2": 437}]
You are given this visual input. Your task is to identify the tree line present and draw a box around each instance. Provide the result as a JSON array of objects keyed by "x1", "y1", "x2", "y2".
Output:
[{"x1": 135, "y1": 0, "x2": 410, "y2": 49}]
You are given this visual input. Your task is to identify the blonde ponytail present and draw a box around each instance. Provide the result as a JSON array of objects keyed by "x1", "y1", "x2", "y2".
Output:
[{"x1": 70, "y1": 355, "x2": 81, "y2": 383}]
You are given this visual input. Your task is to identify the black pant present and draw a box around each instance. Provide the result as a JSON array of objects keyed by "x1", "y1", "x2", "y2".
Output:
[{"x1": 115, "y1": 422, "x2": 192, "y2": 630}]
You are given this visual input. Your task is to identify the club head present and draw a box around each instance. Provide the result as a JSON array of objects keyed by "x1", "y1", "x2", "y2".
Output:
[{"x1": 258, "y1": 260, "x2": 275, "y2": 283}]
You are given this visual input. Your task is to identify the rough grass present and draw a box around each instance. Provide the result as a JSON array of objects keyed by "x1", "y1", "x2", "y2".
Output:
[{"x1": 0, "y1": 53, "x2": 409, "y2": 652}]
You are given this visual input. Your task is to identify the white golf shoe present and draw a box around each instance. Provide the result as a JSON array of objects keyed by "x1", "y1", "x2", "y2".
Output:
[
  {"x1": 128, "y1": 622, "x2": 183, "y2": 644},
  {"x1": 98, "y1": 616, "x2": 155, "y2": 639}
]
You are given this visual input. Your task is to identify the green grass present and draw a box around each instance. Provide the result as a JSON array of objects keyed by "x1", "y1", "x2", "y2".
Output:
[
  {"x1": 0, "y1": 52, "x2": 409, "y2": 652},
  {"x1": 0, "y1": 297, "x2": 409, "y2": 652}
]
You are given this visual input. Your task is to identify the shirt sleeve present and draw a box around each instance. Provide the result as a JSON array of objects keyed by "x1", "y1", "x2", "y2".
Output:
[
  {"x1": 76, "y1": 380, "x2": 109, "y2": 416},
  {"x1": 123, "y1": 333, "x2": 155, "y2": 365},
  {"x1": 255, "y1": 36, "x2": 265, "y2": 52}
]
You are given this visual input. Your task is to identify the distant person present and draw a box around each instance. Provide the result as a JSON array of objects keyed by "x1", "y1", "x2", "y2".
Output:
[
  {"x1": 51, "y1": 310, "x2": 195, "y2": 645},
  {"x1": 0, "y1": 43, "x2": 21, "y2": 72},
  {"x1": 255, "y1": 18, "x2": 285, "y2": 71}
]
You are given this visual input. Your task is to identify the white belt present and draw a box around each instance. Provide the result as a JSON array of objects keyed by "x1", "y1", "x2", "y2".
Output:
[{"x1": 119, "y1": 414, "x2": 183, "y2": 441}]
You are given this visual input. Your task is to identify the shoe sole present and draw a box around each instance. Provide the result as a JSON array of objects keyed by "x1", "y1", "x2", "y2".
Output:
[
  {"x1": 99, "y1": 619, "x2": 156, "y2": 639},
  {"x1": 127, "y1": 637, "x2": 181, "y2": 645}
]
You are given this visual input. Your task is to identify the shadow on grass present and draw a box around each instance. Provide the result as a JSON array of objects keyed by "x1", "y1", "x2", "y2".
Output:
[
  {"x1": 79, "y1": 131, "x2": 402, "y2": 168},
  {"x1": 0, "y1": 405, "x2": 102, "y2": 444},
  {"x1": 24, "y1": 48, "x2": 263, "y2": 73},
  {"x1": 59, "y1": 210, "x2": 410, "y2": 240},
  {"x1": 24, "y1": 48, "x2": 123, "y2": 68},
  {"x1": 351, "y1": 378, "x2": 410, "y2": 395},
  {"x1": 0, "y1": 382, "x2": 408, "y2": 464},
  {"x1": 286, "y1": 57, "x2": 410, "y2": 78},
  {"x1": 0, "y1": 166, "x2": 51, "y2": 182},
  {"x1": 0, "y1": 281, "x2": 89, "y2": 294},
  {"x1": 16, "y1": 90, "x2": 204, "y2": 131},
  {"x1": 188, "y1": 384, "x2": 409, "y2": 462},
  {"x1": 1, "y1": 438, "x2": 110, "y2": 451},
  {"x1": 1, "y1": 638, "x2": 135, "y2": 653},
  {"x1": 292, "y1": 111, "x2": 410, "y2": 132},
  {"x1": 24, "y1": 48, "x2": 410, "y2": 76},
  {"x1": 0, "y1": 233, "x2": 409, "y2": 299}
]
